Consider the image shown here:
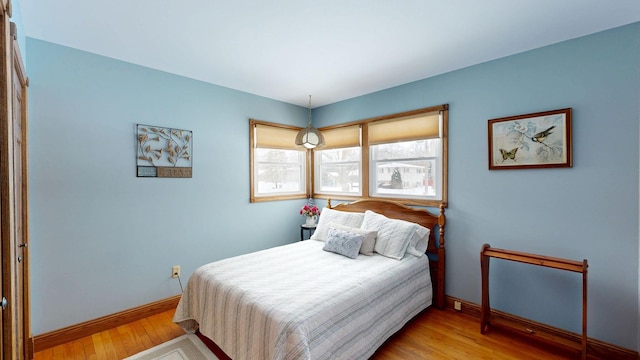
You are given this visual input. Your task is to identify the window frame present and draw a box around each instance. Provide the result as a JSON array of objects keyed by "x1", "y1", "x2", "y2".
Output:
[
  {"x1": 312, "y1": 104, "x2": 448, "y2": 207},
  {"x1": 313, "y1": 124, "x2": 363, "y2": 198},
  {"x1": 249, "y1": 119, "x2": 309, "y2": 203}
]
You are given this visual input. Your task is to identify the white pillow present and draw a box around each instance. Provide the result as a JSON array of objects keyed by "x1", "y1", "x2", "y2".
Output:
[
  {"x1": 328, "y1": 223, "x2": 377, "y2": 256},
  {"x1": 360, "y1": 210, "x2": 421, "y2": 260},
  {"x1": 406, "y1": 225, "x2": 430, "y2": 257},
  {"x1": 310, "y1": 207, "x2": 365, "y2": 241}
]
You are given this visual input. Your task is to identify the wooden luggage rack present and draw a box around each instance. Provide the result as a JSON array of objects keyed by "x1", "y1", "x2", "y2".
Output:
[{"x1": 480, "y1": 244, "x2": 588, "y2": 360}]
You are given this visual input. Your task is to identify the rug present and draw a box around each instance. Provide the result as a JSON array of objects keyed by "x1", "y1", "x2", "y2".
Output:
[{"x1": 125, "y1": 334, "x2": 219, "y2": 360}]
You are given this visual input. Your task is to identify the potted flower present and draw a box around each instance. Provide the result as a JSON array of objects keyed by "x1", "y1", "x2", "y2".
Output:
[{"x1": 300, "y1": 204, "x2": 321, "y2": 226}]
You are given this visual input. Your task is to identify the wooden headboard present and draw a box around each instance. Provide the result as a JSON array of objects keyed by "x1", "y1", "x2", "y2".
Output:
[{"x1": 328, "y1": 199, "x2": 446, "y2": 309}]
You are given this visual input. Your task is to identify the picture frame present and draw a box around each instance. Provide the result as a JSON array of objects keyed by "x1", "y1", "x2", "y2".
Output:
[
  {"x1": 136, "y1": 124, "x2": 193, "y2": 178},
  {"x1": 488, "y1": 108, "x2": 572, "y2": 170}
]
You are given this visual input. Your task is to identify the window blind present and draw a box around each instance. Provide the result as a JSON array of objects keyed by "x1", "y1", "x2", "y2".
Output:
[
  {"x1": 368, "y1": 111, "x2": 441, "y2": 145},
  {"x1": 254, "y1": 123, "x2": 300, "y2": 150},
  {"x1": 320, "y1": 125, "x2": 361, "y2": 149}
]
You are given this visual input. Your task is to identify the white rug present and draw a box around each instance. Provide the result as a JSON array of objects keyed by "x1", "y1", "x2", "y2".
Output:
[{"x1": 125, "y1": 334, "x2": 219, "y2": 360}]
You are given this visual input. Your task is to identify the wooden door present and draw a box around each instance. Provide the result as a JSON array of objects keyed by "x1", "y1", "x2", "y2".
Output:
[
  {"x1": 11, "y1": 23, "x2": 28, "y2": 359},
  {"x1": 1, "y1": 0, "x2": 30, "y2": 358},
  {"x1": 0, "y1": 3, "x2": 9, "y2": 360},
  {"x1": 9, "y1": 62, "x2": 22, "y2": 360}
]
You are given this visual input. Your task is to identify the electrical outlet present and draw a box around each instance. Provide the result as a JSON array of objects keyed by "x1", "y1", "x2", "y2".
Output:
[
  {"x1": 454, "y1": 300, "x2": 462, "y2": 311},
  {"x1": 171, "y1": 265, "x2": 180, "y2": 278}
]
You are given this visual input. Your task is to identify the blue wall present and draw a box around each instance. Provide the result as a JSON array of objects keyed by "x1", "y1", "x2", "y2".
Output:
[
  {"x1": 26, "y1": 22, "x2": 639, "y2": 349},
  {"x1": 26, "y1": 39, "x2": 309, "y2": 335},
  {"x1": 314, "y1": 22, "x2": 640, "y2": 349}
]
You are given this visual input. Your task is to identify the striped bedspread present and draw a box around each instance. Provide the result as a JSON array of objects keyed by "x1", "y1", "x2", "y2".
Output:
[{"x1": 173, "y1": 240, "x2": 432, "y2": 360}]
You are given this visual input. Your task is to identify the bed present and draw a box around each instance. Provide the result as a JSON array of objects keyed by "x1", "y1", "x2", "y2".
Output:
[{"x1": 173, "y1": 199, "x2": 446, "y2": 360}]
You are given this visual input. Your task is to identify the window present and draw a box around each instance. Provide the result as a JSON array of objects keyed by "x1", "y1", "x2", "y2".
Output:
[
  {"x1": 368, "y1": 110, "x2": 444, "y2": 202},
  {"x1": 313, "y1": 104, "x2": 448, "y2": 207},
  {"x1": 250, "y1": 120, "x2": 308, "y2": 202},
  {"x1": 370, "y1": 140, "x2": 440, "y2": 199},
  {"x1": 314, "y1": 125, "x2": 362, "y2": 196}
]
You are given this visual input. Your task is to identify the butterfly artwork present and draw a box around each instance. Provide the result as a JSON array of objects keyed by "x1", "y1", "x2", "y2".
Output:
[
  {"x1": 488, "y1": 108, "x2": 572, "y2": 170},
  {"x1": 499, "y1": 148, "x2": 518, "y2": 162}
]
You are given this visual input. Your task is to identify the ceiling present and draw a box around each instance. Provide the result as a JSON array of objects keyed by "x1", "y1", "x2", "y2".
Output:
[{"x1": 17, "y1": 0, "x2": 640, "y2": 107}]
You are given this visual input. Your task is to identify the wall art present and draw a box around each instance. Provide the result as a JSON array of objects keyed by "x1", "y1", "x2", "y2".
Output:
[
  {"x1": 136, "y1": 124, "x2": 193, "y2": 178},
  {"x1": 488, "y1": 108, "x2": 572, "y2": 170}
]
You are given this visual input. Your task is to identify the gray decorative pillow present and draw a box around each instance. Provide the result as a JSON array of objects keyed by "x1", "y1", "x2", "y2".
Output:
[{"x1": 323, "y1": 228, "x2": 364, "y2": 259}]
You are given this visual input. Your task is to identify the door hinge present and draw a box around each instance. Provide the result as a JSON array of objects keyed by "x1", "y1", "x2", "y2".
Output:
[{"x1": 1, "y1": 297, "x2": 7, "y2": 310}]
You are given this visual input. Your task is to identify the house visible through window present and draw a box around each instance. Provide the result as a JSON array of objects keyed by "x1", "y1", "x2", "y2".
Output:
[{"x1": 314, "y1": 104, "x2": 448, "y2": 207}]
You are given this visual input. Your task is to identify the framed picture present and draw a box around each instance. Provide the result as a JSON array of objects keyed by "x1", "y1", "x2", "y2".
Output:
[
  {"x1": 488, "y1": 108, "x2": 572, "y2": 170},
  {"x1": 136, "y1": 124, "x2": 193, "y2": 178}
]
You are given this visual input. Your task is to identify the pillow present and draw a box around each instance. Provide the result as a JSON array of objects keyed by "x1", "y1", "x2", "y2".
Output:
[
  {"x1": 328, "y1": 223, "x2": 377, "y2": 256},
  {"x1": 360, "y1": 210, "x2": 421, "y2": 260},
  {"x1": 323, "y1": 228, "x2": 364, "y2": 259},
  {"x1": 310, "y1": 207, "x2": 365, "y2": 241},
  {"x1": 406, "y1": 225, "x2": 430, "y2": 257}
]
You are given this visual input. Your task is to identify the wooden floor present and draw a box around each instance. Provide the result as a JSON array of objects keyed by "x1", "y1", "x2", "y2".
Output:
[
  {"x1": 33, "y1": 308, "x2": 584, "y2": 360},
  {"x1": 32, "y1": 310, "x2": 184, "y2": 360}
]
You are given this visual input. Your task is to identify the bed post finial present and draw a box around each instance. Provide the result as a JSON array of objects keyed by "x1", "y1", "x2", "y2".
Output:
[{"x1": 328, "y1": 198, "x2": 332, "y2": 209}]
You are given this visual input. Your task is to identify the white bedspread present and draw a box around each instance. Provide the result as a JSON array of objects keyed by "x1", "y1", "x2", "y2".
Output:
[{"x1": 173, "y1": 240, "x2": 432, "y2": 360}]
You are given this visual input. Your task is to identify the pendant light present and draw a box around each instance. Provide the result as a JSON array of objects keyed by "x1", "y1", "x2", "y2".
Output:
[{"x1": 295, "y1": 95, "x2": 325, "y2": 149}]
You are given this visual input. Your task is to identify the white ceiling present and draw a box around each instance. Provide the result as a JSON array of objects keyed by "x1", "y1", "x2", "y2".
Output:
[{"x1": 17, "y1": 0, "x2": 640, "y2": 107}]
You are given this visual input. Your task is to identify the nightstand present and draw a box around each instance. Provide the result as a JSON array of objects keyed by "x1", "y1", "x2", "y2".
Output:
[{"x1": 300, "y1": 224, "x2": 316, "y2": 241}]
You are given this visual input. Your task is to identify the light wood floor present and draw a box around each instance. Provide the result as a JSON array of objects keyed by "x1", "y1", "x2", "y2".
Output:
[
  {"x1": 32, "y1": 310, "x2": 184, "y2": 359},
  {"x1": 33, "y1": 308, "x2": 582, "y2": 359}
]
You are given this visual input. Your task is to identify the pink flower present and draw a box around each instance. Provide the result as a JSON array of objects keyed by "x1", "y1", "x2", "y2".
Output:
[{"x1": 300, "y1": 204, "x2": 321, "y2": 217}]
